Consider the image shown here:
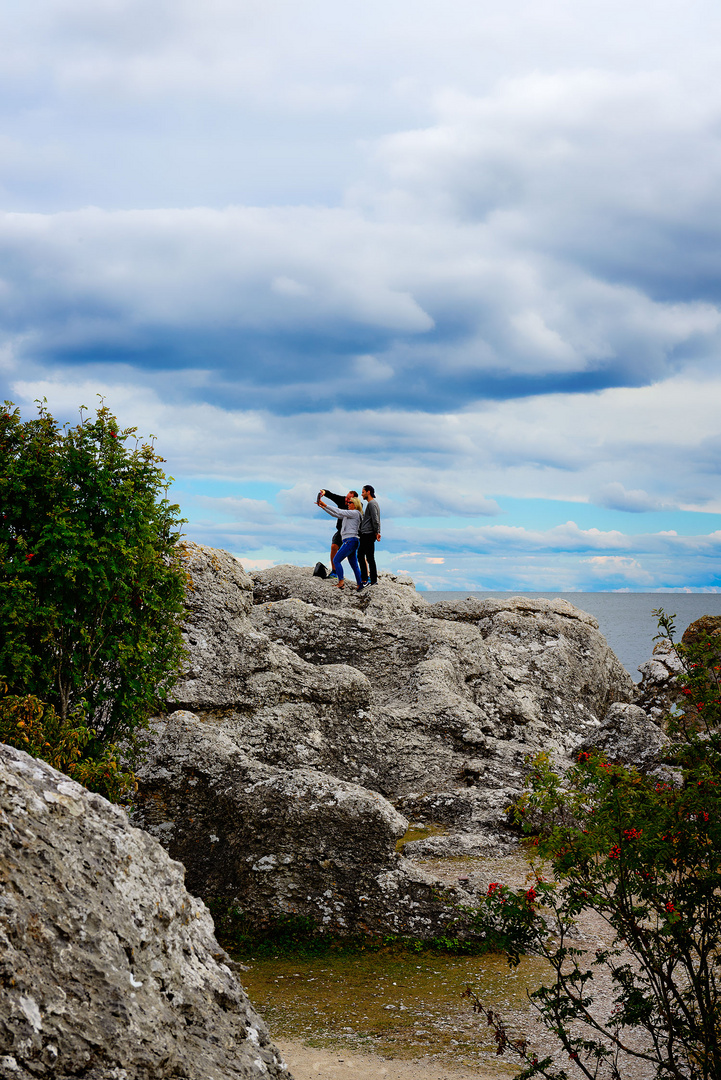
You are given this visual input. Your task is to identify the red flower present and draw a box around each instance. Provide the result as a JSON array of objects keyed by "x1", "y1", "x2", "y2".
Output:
[
  {"x1": 25, "y1": 553, "x2": 34, "y2": 561},
  {"x1": 525, "y1": 888, "x2": 537, "y2": 902},
  {"x1": 577, "y1": 751, "x2": 590, "y2": 763},
  {"x1": 608, "y1": 844, "x2": 621, "y2": 859},
  {"x1": 110, "y1": 431, "x2": 117, "y2": 439},
  {"x1": 665, "y1": 901, "x2": 675, "y2": 913},
  {"x1": 487, "y1": 882, "x2": 502, "y2": 896}
]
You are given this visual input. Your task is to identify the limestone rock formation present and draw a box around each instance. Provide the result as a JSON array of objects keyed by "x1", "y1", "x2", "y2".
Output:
[
  {"x1": 681, "y1": 613, "x2": 721, "y2": 647},
  {"x1": 0, "y1": 742, "x2": 291, "y2": 1080},
  {"x1": 135, "y1": 710, "x2": 465, "y2": 937},
  {"x1": 636, "y1": 637, "x2": 685, "y2": 722},
  {"x1": 133, "y1": 545, "x2": 636, "y2": 932},
  {"x1": 576, "y1": 701, "x2": 670, "y2": 771}
]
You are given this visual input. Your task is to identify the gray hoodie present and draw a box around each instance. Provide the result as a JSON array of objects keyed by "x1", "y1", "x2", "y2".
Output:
[{"x1": 320, "y1": 503, "x2": 361, "y2": 540}]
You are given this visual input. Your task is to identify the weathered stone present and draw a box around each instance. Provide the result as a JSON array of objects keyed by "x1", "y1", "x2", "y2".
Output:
[
  {"x1": 133, "y1": 710, "x2": 466, "y2": 938},
  {"x1": 251, "y1": 564, "x2": 427, "y2": 618},
  {"x1": 681, "y1": 614, "x2": 721, "y2": 647},
  {"x1": 0, "y1": 743, "x2": 291, "y2": 1080},
  {"x1": 636, "y1": 638, "x2": 685, "y2": 722},
  {"x1": 576, "y1": 701, "x2": 670, "y2": 771},
  {"x1": 134, "y1": 547, "x2": 636, "y2": 931}
]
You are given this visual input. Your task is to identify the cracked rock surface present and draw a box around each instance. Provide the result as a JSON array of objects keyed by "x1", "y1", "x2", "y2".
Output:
[
  {"x1": 133, "y1": 546, "x2": 636, "y2": 933},
  {"x1": 0, "y1": 742, "x2": 292, "y2": 1080},
  {"x1": 135, "y1": 710, "x2": 466, "y2": 938}
]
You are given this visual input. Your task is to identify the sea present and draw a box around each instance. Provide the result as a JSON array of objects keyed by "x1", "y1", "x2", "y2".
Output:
[{"x1": 423, "y1": 592, "x2": 721, "y2": 682}]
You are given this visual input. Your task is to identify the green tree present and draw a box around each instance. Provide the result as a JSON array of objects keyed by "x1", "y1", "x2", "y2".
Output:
[
  {"x1": 466, "y1": 613, "x2": 721, "y2": 1080},
  {"x1": 0, "y1": 400, "x2": 187, "y2": 768}
]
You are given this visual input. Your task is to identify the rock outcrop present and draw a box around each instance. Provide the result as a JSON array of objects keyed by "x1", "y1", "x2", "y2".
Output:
[
  {"x1": 577, "y1": 701, "x2": 669, "y2": 772},
  {"x1": 0, "y1": 742, "x2": 291, "y2": 1080},
  {"x1": 132, "y1": 546, "x2": 636, "y2": 933},
  {"x1": 135, "y1": 710, "x2": 465, "y2": 937},
  {"x1": 636, "y1": 637, "x2": 684, "y2": 723}
]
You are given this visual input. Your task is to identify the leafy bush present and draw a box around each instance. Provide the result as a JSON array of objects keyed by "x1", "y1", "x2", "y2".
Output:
[
  {"x1": 466, "y1": 612, "x2": 721, "y2": 1080},
  {"x1": 0, "y1": 685, "x2": 135, "y2": 801},
  {"x1": 0, "y1": 399, "x2": 187, "y2": 778}
]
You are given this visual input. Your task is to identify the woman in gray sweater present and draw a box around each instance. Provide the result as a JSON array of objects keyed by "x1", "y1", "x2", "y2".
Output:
[{"x1": 316, "y1": 492, "x2": 363, "y2": 590}]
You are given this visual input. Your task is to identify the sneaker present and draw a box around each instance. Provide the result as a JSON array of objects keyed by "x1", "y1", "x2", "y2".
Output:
[
  {"x1": 361, "y1": 580, "x2": 369, "y2": 588},
  {"x1": 327, "y1": 572, "x2": 338, "y2": 580}
]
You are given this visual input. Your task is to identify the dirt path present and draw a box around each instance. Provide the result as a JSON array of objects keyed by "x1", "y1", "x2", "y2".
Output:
[{"x1": 276, "y1": 1039, "x2": 509, "y2": 1080}]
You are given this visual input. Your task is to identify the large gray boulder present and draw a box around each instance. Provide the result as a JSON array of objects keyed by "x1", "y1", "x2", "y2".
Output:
[
  {"x1": 248, "y1": 569, "x2": 636, "y2": 798},
  {"x1": 133, "y1": 545, "x2": 635, "y2": 931},
  {"x1": 134, "y1": 711, "x2": 466, "y2": 938},
  {"x1": 0, "y1": 742, "x2": 291, "y2": 1080}
]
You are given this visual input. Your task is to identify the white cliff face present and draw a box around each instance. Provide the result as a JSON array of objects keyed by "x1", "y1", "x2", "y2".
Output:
[
  {"x1": 131, "y1": 545, "x2": 638, "y2": 932},
  {"x1": 0, "y1": 742, "x2": 291, "y2": 1080}
]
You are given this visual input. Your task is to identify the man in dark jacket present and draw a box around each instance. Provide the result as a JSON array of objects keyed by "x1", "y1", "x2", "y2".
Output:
[
  {"x1": 359, "y1": 485, "x2": 381, "y2": 587},
  {"x1": 319, "y1": 488, "x2": 357, "y2": 578}
]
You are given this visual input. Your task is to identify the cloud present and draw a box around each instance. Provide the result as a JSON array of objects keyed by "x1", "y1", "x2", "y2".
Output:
[
  {"x1": 194, "y1": 495, "x2": 279, "y2": 524},
  {"x1": 594, "y1": 482, "x2": 668, "y2": 513},
  {"x1": 582, "y1": 556, "x2": 654, "y2": 586},
  {"x1": 2, "y1": 1, "x2": 721, "y2": 589},
  {"x1": 8, "y1": 371, "x2": 721, "y2": 516},
  {"x1": 1, "y1": 202, "x2": 718, "y2": 418}
]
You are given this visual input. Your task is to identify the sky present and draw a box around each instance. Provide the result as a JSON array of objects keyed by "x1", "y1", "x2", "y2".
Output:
[{"x1": 1, "y1": 0, "x2": 721, "y2": 591}]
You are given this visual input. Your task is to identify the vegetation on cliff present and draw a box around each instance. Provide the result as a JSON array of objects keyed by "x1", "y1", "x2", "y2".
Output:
[{"x1": 0, "y1": 400, "x2": 187, "y2": 798}]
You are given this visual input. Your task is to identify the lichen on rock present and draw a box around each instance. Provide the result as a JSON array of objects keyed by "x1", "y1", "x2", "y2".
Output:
[{"x1": 0, "y1": 742, "x2": 291, "y2": 1080}]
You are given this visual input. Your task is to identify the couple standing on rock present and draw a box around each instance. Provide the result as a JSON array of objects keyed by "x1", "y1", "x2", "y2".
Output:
[{"x1": 316, "y1": 485, "x2": 381, "y2": 591}]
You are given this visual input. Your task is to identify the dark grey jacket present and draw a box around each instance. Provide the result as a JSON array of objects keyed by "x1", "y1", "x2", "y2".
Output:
[{"x1": 360, "y1": 499, "x2": 381, "y2": 535}]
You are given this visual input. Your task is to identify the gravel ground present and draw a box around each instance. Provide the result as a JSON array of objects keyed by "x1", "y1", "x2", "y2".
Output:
[{"x1": 276, "y1": 1040, "x2": 510, "y2": 1080}]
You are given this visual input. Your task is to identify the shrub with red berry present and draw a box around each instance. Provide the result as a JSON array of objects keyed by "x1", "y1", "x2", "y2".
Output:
[{"x1": 465, "y1": 612, "x2": 721, "y2": 1080}]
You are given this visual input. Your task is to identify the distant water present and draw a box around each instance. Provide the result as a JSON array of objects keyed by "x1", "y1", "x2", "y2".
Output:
[{"x1": 423, "y1": 592, "x2": 721, "y2": 681}]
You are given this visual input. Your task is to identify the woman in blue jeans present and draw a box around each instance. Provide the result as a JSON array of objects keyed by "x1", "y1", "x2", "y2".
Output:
[{"x1": 316, "y1": 491, "x2": 363, "y2": 590}]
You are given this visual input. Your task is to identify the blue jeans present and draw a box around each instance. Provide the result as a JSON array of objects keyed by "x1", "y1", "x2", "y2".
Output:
[{"x1": 333, "y1": 536, "x2": 362, "y2": 586}]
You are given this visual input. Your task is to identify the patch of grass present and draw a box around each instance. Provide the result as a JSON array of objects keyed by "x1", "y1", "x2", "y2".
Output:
[
  {"x1": 395, "y1": 822, "x2": 447, "y2": 853},
  {"x1": 239, "y1": 947, "x2": 545, "y2": 1071}
]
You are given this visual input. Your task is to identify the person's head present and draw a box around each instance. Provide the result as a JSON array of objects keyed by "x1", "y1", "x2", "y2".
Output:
[
  {"x1": 345, "y1": 490, "x2": 358, "y2": 507},
  {"x1": 349, "y1": 495, "x2": 363, "y2": 512},
  {"x1": 362, "y1": 485, "x2": 375, "y2": 501}
]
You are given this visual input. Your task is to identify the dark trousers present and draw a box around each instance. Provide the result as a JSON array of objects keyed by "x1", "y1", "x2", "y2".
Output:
[{"x1": 358, "y1": 533, "x2": 377, "y2": 584}]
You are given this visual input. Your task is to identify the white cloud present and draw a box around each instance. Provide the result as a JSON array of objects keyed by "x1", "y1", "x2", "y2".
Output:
[
  {"x1": 9, "y1": 371, "x2": 721, "y2": 515},
  {"x1": 0, "y1": 201, "x2": 716, "y2": 392},
  {"x1": 2, "y1": 0, "x2": 721, "y2": 590},
  {"x1": 595, "y1": 482, "x2": 668, "y2": 513},
  {"x1": 582, "y1": 556, "x2": 654, "y2": 585}
]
